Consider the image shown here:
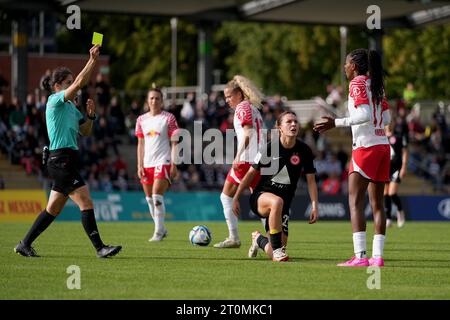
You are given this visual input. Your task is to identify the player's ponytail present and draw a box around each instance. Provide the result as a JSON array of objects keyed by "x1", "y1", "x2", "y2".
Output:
[
  {"x1": 368, "y1": 50, "x2": 385, "y2": 105},
  {"x1": 41, "y1": 75, "x2": 52, "y2": 94},
  {"x1": 42, "y1": 67, "x2": 73, "y2": 94},
  {"x1": 226, "y1": 75, "x2": 264, "y2": 109}
]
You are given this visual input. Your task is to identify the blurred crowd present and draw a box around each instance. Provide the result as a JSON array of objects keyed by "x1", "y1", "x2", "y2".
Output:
[{"x1": 0, "y1": 74, "x2": 449, "y2": 194}]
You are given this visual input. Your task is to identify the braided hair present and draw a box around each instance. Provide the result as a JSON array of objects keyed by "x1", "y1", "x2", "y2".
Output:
[{"x1": 349, "y1": 49, "x2": 385, "y2": 105}]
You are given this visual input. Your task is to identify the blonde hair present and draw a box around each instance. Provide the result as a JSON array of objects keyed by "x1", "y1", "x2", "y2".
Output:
[{"x1": 226, "y1": 75, "x2": 264, "y2": 109}]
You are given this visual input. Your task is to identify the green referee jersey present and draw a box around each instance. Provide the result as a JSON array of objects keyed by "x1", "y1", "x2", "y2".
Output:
[{"x1": 46, "y1": 90, "x2": 84, "y2": 151}]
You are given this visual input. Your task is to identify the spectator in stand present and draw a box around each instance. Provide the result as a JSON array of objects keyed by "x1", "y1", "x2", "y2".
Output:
[
  {"x1": 262, "y1": 101, "x2": 275, "y2": 130},
  {"x1": 109, "y1": 96, "x2": 125, "y2": 135},
  {"x1": 87, "y1": 172, "x2": 100, "y2": 191},
  {"x1": 219, "y1": 113, "x2": 234, "y2": 134},
  {"x1": 94, "y1": 116, "x2": 118, "y2": 156},
  {"x1": 180, "y1": 92, "x2": 195, "y2": 132},
  {"x1": 95, "y1": 72, "x2": 110, "y2": 108},
  {"x1": 9, "y1": 98, "x2": 26, "y2": 133},
  {"x1": 0, "y1": 94, "x2": 11, "y2": 128},
  {"x1": 112, "y1": 154, "x2": 127, "y2": 173},
  {"x1": 125, "y1": 99, "x2": 141, "y2": 144},
  {"x1": 403, "y1": 82, "x2": 416, "y2": 109},
  {"x1": 336, "y1": 144, "x2": 349, "y2": 174},
  {"x1": 326, "y1": 84, "x2": 343, "y2": 109},
  {"x1": 407, "y1": 108, "x2": 426, "y2": 142},
  {"x1": 0, "y1": 71, "x2": 9, "y2": 95},
  {"x1": 114, "y1": 168, "x2": 128, "y2": 191}
]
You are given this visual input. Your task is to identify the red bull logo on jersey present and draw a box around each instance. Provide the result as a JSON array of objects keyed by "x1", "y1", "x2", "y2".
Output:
[{"x1": 146, "y1": 130, "x2": 161, "y2": 137}]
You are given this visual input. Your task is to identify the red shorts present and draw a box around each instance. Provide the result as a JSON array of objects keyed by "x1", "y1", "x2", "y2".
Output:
[
  {"x1": 349, "y1": 144, "x2": 390, "y2": 182},
  {"x1": 141, "y1": 165, "x2": 172, "y2": 185},
  {"x1": 226, "y1": 162, "x2": 261, "y2": 190}
]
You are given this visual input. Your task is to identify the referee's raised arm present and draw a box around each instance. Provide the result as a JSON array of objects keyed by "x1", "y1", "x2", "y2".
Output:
[{"x1": 64, "y1": 45, "x2": 100, "y2": 102}]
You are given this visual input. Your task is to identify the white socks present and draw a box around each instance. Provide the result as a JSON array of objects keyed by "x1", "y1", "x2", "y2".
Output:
[
  {"x1": 220, "y1": 192, "x2": 239, "y2": 241},
  {"x1": 372, "y1": 234, "x2": 385, "y2": 258},
  {"x1": 145, "y1": 196, "x2": 155, "y2": 220},
  {"x1": 352, "y1": 232, "x2": 386, "y2": 259},
  {"x1": 353, "y1": 231, "x2": 367, "y2": 259},
  {"x1": 152, "y1": 194, "x2": 165, "y2": 234}
]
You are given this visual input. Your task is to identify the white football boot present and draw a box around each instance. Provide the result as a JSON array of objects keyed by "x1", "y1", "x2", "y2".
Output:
[
  {"x1": 397, "y1": 210, "x2": 405, "y2": 228},
  {"x1": 272, "y1": 246, "x2": 289, "y2": 262},
  {"x1": 248, "y1": 231, "x2": 261, "y2": 258},
  {"x1": 213, "y1": 238, "x2": 241, "y2": 248},
  {"x1": 149, "y1": 228, "x2": 168, "y2": 242}
]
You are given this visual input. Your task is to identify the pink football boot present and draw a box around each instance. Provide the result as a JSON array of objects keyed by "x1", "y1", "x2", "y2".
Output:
[
  {"x1": 369, "y1": 257, "x2": 385, "y2": 267},
  {"x1": 337, "y1": 256, "x2": 369, "y2": 267}
]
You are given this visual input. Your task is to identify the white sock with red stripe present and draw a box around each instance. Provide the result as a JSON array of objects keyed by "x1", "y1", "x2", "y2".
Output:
[
  {"x1": 152, "y1": 194, "x2": 165, "y2": 235},
  {"x1": 145, "y1": 196, "x2": 155, "y2": 220},
  {"x1": 372, "y1": 234, "x2": 385, "y2": 258},
  {"x1": 353, "y1": 231, "x2": 367, "y2": 259},
  {"x1": 220, "y1": 192, "x2": 239, "y2": 241}
]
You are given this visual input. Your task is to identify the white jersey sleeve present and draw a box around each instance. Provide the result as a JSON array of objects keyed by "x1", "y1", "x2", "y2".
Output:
[
  {"x1": 233, "y1": 100, "x2": 265, "y2": 163},
  {"x1": 345, "y1": 75, "x2": 390, "y2": 149},
  {"x1": 135, "y1": 111, "x2": 179, "y2": 167}
]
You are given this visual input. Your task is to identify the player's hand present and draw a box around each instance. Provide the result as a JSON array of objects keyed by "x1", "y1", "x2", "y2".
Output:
[
  {"x1": 170, "y1": 163, "x2": 178, "y2": 180},
  {"x1": 137, "y1": 166, "x2": 145, "y2": 180},
  {"x1": 232, "y1": 198, "x2": 240, "y2": 217},
  {"x1": 86, "y1": 99, "x2": 96, "y2": 117},
  {"x1": 313, "y1": 116, "x2": 335, "y2": 133},
  {"x1": 308, "y1": 207, "x2": 318, "y2": 224},
  {"x1": 400, "y1": 167, "x2": 406, "y2": 179},
  {"x1": 232, "y1": 160, "x2": 242, "y2": 171},
  {"x1": 89, "y1": 45, "x2": 100, "y2": 61}
]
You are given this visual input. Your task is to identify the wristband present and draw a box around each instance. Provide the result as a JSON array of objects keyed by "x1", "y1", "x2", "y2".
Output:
[{"x1": 87, "y1": 113, "x2": 97, "y2": 120}]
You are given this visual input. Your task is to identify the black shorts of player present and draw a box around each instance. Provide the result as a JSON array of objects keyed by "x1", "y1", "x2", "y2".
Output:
[
  {"x1": 250, "y1": 191, "x2": 290, "y2": 236},
  {"x1": 389, "y1": 163, "x2": 402, "y2": 183},
  {"x1": 47, "y1": 148, "x2": 85, "y2": 196}
]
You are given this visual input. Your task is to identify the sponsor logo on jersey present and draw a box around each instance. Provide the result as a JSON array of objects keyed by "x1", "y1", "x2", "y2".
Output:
[
  {"x1": 147, "y1": 130, "x2": 161, "y2": 137},
  {"x1": 290, "y1": 154, "x2": 300, "y2": 165}
]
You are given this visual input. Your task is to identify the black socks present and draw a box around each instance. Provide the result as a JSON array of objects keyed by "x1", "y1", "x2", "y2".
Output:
[
  {"x1": 391, "y1": 194, "x2": 403, "y2": 211},
  {"x1": 23, "y1": 210, "x2": 56, "y2": 246},
  {"x1": 384, "y1": 195, "x2": 392, "y2": 219},
  {"x1": 385, "y1": 194, "x2": 403, "y2": 219},
  {"x1": 256, "y1": 234, "x2": 269, "y2": 251},
  {"x1": 269, "y1": 231, "x2": 282, "y2": 251},
  {"x1": 81, "y1": 209, "x2": 104, "y2": 250}
]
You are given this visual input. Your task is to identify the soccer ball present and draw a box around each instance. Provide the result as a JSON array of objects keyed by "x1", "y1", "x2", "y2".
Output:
[{"x1": 189, "y1": 225, "x2": 212, "y2": 246}]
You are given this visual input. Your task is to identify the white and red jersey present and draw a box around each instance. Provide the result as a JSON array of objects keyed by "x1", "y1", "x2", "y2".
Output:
[
  {"x1": 347, "y1": 75, "x2": 390, "y2": 149},
  {"x1": 135, "y1": 111, "x2": 179, "y2": 168},
  {"x1": 233, "y1": 100, "x2": 264, "y2": 163}
]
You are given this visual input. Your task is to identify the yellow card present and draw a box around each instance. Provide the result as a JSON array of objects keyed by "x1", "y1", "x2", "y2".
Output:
[{"x1": 92, "y1": 32, "x2": 103, "y2": 46}]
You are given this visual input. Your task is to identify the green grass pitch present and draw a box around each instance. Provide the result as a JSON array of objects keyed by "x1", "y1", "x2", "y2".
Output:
[{"x1": 1, "y1": 221, "x2": 450, "y2": 299}]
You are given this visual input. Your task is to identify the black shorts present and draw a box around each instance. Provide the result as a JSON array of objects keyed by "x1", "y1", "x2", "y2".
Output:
[
  {"x1": 47, "y1": 148, "x2": 85, "y2": 196},
  {"x1": 249, "y1": 191, "x2": 290, "y2": 235},
  {"x1": 389, "y1": 163, "x2": 402, "y2": 183}
]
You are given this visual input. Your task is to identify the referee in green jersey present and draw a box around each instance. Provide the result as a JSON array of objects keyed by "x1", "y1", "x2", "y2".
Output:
[{"x1": 14, "y1": 45, "x2": 121, "y2": 258}]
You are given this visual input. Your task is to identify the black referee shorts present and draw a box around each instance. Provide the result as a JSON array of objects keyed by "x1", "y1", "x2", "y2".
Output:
[
  {"x1": 47, "y1": 148, "x2": 85, "y2": 196},
  {"x1": 250, "y1": 191, "x2": 290, "y2": 235}
]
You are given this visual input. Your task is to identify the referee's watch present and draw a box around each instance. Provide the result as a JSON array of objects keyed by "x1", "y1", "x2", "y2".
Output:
[{"x1": 87, "y1": 113, "x2": 97, "y2": 120}]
